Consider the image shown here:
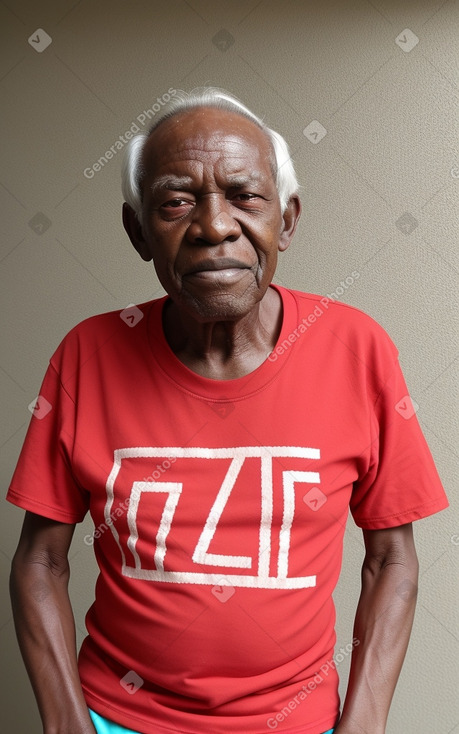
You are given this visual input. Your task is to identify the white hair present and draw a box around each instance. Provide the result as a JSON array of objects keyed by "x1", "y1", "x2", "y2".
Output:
[{"x1": 121, "y1": 87, "x2": 298, "y2": 224}]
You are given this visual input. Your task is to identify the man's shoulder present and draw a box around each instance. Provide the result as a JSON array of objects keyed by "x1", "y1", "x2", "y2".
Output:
[
  {"x1": 285, "y1": 285, "x2": 387, "y2": 331},
  {"x1": 282, "y1": 285, "x2": 399, "y2": 360},
  {"x1": 49, "y1": 297, "x2": 163, "y2": 368},
  {"x1": 58, "y1": 299, "x2": 149, "y2": 339}
]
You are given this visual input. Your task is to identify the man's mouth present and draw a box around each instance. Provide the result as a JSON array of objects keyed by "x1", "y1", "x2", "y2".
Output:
[
  {"x1": 183, "y1": 258, "x2": 252, "y2": 281},
  {"x1": 184, "y1": 258, "x2": 251, "y2": 275}
]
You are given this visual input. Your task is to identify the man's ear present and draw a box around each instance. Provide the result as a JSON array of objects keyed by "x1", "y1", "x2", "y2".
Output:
[
  {"x1": 278, "y1": 195, "x2": 301, "y2": 252},
  {"x1": 122, "y1": 202, "x2": 152, "y2": 262}
]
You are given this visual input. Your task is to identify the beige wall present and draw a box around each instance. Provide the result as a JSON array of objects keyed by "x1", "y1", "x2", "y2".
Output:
[{"x1": 1, "y1": 1, "x2": 458, "y2": 731}]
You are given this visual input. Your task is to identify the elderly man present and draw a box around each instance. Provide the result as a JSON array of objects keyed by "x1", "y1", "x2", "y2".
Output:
[{"x1": 8, "y1": 88, "x2": 447, "y2": 734}]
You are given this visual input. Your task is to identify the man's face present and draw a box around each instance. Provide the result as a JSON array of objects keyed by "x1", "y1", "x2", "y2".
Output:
[{"x1": 130, "y1": 107, "x2": 297, "y2": 322}]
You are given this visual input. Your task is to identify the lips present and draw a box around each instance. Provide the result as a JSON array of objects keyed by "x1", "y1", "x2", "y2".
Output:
[{"x1": 184, "y1": 258, "x2": 251, "y2": 276}]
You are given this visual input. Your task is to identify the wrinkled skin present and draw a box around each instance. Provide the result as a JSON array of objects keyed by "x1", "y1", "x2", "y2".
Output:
[{"x1": 123, "y1": 107, "x2": 301, "y2": 379}]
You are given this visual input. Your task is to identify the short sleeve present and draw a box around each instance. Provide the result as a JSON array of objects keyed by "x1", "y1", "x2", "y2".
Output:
[
  {"x1": 7, "y1": 360, "x2": 90, "y2": 523},
  {"x1": 350, "y1": 358, "x2": 449, "y2": 529}
]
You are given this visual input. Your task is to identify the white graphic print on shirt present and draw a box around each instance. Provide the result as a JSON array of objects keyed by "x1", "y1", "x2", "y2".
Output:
[{"x1": 105, "y1": 446, "x2": 320, "y2": 589}]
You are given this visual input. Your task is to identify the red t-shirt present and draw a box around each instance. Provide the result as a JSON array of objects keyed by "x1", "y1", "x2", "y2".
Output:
[{"x1": 7, "y1": 285, "x2": 448, "y2": 734}]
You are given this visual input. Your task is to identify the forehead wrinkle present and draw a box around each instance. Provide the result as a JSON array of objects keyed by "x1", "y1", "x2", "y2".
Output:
[
  {"x1": 145, "y1": 106, "x2": 277, "y2": 175},
  {"x1": 225, "y1": 173, "x2": 265, "y2": 188},
  {"x1": 145, "y1": 132, "x2": 275, "y2": 199},
  {"x1": 149, "y1": 166, "x2": 270, "y2": 199},
  {"x1": 150, "y1": 174, "x2": 194, "y2": 196},
  {"x1": 148, "y1": 125, "x2": 271, "y2": 168}
]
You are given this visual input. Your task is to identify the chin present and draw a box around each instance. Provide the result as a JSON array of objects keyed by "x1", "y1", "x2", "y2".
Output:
[{"x1": 181, "y1": 291, "x2": 257, "y2": 323}]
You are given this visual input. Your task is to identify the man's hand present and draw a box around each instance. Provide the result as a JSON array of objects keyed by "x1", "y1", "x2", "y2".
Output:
[{"x1": 335, "y1": 523, "x2": 418, "y2": 734}]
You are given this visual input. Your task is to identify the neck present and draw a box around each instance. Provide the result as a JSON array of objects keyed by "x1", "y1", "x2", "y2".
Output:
[{"x1": 163, "y1": 286, "x2": 282, "y2": 379}]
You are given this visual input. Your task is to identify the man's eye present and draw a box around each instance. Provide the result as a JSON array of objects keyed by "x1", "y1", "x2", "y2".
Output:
[
  {"x1": 162, "y1": 198, "x2": 190, "y2": 208},
  {"x1": 232, "y1": 193, "x2": 264, "y2": 205}
]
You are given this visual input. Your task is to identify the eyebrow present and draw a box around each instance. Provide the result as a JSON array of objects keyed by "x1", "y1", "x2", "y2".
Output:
[
  {"x1": 150, "y1": 172, "x2": 266, "y2": 197},
  {"x1": 225, "y1": 173, "x2": 264, "y2": 188},
  {"x1": 150, "y1": 175, "x2": 194, "y2": 196}
]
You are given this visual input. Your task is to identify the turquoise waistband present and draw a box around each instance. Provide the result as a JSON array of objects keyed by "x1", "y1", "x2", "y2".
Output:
[{"x1": 89, "y1": 708, "x2": 334, "y2": 734}]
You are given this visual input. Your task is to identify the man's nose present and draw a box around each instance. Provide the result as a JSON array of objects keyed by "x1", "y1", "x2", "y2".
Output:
[{"x1": 186, "y1": 196, "x2": 241, "y2": 245}]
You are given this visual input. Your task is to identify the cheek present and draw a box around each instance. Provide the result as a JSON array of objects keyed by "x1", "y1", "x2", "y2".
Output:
[
  {"x1": 252, "y1": 249, "x2": 278, "y2": 286},
  {"x1": 148, "y1": 246, "x2": 177, "y2": 287},
  {"x1": 148, "y1": 229, "x2": 181, "y2": 264}
]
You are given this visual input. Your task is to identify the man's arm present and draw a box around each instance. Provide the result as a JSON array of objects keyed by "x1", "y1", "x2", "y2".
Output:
[
  {"x1": 335, "y1": 523, "x2": 419, "y2": 734},
  {"x1": 9, "y1": 511, "x2": 96, "y2": 734}
]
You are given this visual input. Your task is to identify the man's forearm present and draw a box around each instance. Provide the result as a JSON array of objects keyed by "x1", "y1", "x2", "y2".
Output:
[
  {"x1": 336, "y1": 525, "x2": 419, "y2": 734},
  {"x1": 10, "y1": 551, "x2": 96, "y2": 734}
]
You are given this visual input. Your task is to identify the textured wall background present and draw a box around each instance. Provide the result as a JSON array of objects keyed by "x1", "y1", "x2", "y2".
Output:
[{"x1": 1, "y1": 1, "x2": 458, "y2": 732}]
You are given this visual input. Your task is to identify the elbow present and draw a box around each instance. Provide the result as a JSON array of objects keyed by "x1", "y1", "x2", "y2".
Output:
[
  {"x1": 362, "y1": 525, "x2": 419, "y2": 583},
  {"x1": 10, "y1": 546, "x2": 70, "y2": 592}
]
